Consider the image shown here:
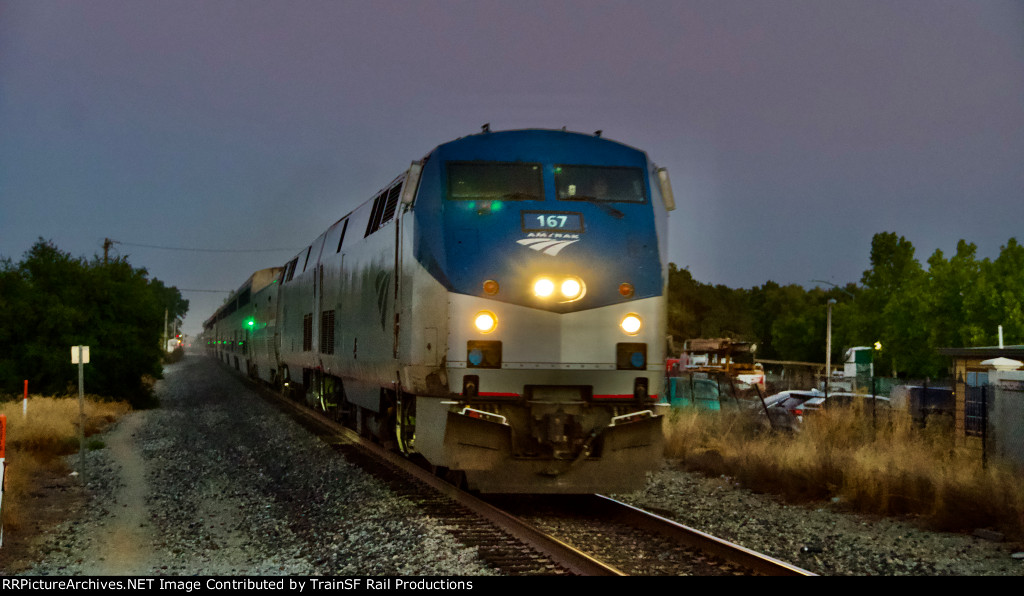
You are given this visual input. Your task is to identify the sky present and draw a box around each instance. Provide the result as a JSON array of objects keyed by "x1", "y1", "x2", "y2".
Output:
[{"x1": 2, "y1": 0, "x2": 1023, "y2": 338}]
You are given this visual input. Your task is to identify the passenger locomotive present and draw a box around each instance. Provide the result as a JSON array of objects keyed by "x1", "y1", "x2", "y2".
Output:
[{"x1": 202, "y1": 128, "x2": 676, "y2": 493}]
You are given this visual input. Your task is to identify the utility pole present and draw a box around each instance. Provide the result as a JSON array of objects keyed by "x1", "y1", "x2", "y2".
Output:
[
  {"x1": 103, "y1": 238, "x2": 113, "y2": 264},
  {"x1": 825, "y1": 299, "x2": 836, "y2": 396}
]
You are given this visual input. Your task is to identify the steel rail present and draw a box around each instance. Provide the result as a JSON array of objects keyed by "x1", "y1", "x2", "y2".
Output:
[{"x1": 591, "y1": 494, "x2": 816, "y2": 576}]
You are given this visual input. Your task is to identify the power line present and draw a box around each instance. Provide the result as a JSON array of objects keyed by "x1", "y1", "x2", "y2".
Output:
[
  {"x1": 178, "y1": 288, "x2": 233, "y2": 293},
  {"x1": 112, "y1": 240, "x2": 301, "y2": 254}
]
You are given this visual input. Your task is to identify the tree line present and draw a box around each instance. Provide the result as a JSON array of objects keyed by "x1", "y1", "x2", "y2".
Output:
[
  {"x1": 0, "y1": 239, "x2": 188, "y2": 407},
  {"x1": 1, "y1": 232, "x2": 1017, "y2": 399},
  {"x1": 667, "y1": 232, "x2": 1024, "y2": 379}
]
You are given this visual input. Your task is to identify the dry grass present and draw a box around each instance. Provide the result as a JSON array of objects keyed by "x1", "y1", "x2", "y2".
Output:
[
  {"x1": 664, "y1": 404, "x2": 1024, "y2": 538},
  {"x1": 2, "y1": 396, "x2": 129, "y2": 455},
  {"x1": 1, "y1": 396, "x2": 130, "y2": 533}
]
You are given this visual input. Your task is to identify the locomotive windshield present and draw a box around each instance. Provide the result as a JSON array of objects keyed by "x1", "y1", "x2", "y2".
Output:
[
  {"x1": 554, "y1": 165, "x2": 646, "y2": 203},
  {"x1": 447, "y1": 162, "x2": 543, "y2": 201}
]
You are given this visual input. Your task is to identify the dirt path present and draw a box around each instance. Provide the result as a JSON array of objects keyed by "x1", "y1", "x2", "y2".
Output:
[{"x1": 75, "y1": 411, "x2": 154, "y2": 575}]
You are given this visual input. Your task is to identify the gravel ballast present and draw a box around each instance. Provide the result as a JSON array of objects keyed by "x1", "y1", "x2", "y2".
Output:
[
  {"x1": 14, "y1": 354, "x2": 1024, "y2": 576},
  {"x1": 618, "y1": 464, "x2": 1024, "y2": 576},
  {"x1": 19, "y1": 355, "x2": 492, "y2": 576}
]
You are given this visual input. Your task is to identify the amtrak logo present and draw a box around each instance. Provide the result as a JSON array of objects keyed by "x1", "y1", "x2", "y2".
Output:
[{"x1": 517, "y1": 232, "x2": 580, "y2": 256}]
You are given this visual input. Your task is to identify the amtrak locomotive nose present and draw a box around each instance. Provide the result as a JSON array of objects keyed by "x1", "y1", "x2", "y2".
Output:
[{"x1": 423, "y1": 131, "x2": 662, "y2": 314}]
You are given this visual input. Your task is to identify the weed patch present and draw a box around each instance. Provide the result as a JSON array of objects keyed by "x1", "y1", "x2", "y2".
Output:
[
  {"x1": 0, "y1": 396, "x2": 130, "y2": 549},
  {"x1": 665, "y1": 405, "x2": 1024, "y2": 538}
]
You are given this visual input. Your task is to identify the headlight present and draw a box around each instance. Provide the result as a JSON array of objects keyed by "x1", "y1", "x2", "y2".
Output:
[
  {"x1": 533, "y1": 278, "x2": 555, "y2": 298},
  {"x1": 474, "y1": 311, "x2": 498, "y2": 333},
  {"x1": 560, "y1": 278, "x2": 583, "y2": 300},
  {"x1": 534, "y1": 275, "x2": 585, "y2": 301},
  {"x1": 620, "y1": 313, "x2": 642, "y2": 335}
]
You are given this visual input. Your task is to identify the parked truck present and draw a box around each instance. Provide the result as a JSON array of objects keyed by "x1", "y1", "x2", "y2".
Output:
[{"x1": 679, "y1": 338, "x2": 764, "y2": 387}]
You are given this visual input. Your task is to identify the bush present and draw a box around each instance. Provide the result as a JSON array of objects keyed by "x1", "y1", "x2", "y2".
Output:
[
  {"x1": 0, "y1": 239, "x2": 187, "y2": 408},
  {"x1": 164, "y1": 346, "x2": 185, "y2": 364}
]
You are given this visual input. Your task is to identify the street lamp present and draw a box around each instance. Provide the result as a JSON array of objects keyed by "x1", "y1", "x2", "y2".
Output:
[{"x1": 825, "y1": 298, "x2": 836, "y2": 396}]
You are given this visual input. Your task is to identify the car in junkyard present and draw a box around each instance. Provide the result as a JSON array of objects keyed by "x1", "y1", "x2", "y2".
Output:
[
  {"x1": 667, "y1": 375, "x2": 723, "y2": 410},
  {"x1": 757, "y1": 390, "x2": 891, "y2": 431},
  {"x1": 801, "y1": 392, "x2": 891, "y2": 414},
  {"x1": 753, "y1": 389, "x2": 824, "y2": 431}
]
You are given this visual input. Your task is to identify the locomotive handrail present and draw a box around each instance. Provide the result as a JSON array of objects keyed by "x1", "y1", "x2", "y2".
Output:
[
  {"x1": 459, "y1": 407, "x2": 508, "y2": 425},
  {"x1": 609, "y1": 410, "x2": 655, "y2": 426}
]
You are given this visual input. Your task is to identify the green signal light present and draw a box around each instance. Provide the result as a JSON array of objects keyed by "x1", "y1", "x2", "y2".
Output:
[{"x1": 245, "y1": 318, "x2": 255, "y2": 328}]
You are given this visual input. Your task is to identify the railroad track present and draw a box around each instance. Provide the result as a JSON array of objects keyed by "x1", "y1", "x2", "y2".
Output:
[
  {"x1": 251, "y1": 379, "x2": 814, "y2": 576},
  {"x1": 491, "y1": 493, "x2": 815, "y2": 576}
]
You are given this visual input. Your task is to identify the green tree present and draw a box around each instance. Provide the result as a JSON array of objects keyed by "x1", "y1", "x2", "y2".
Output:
[
  {"x1": 925, "y1": 241, "x2": 985, "y2": 350},
  {"x1": 0, "y1": 239, "x2": 187, "y2": 406},
  {"x1": 666, "y1": 264, "x2": 755, "y2": 349},
  {"x1": 770, "y1": 286, "x2": 834, "y2": 363},
  {"x1": 978, "y1": 238, "x2": 1024, "y2": 346},
  {"x1": 852, "y1": 233, "x2": 925, "y2": 376}
]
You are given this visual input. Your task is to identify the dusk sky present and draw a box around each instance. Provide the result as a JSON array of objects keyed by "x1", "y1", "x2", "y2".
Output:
[{"x1": 2, "y1": 1, "x2": 1023, "y2": 338}]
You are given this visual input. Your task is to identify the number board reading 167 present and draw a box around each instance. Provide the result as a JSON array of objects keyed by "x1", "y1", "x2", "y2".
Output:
[{"x1": 521, "y1": 211, "x2": 584, "y2": 233}]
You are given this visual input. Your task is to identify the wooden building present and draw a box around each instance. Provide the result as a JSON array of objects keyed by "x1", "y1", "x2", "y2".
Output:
[{"x1": 936, "y1": 345, "x2": 1024, "y2": 443}]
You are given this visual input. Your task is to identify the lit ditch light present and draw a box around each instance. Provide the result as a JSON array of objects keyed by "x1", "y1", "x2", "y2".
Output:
[
  {"x1": 474, "y1": 311, "x2": 498, "y2": 333},
  {"x1": 620, "y1": 313, "x2": 642, "y2": 335}
]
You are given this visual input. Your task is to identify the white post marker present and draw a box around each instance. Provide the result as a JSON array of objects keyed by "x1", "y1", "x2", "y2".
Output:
[
  {"x1": 22, "y1": 380, "x2": 27, "y2": 418},
  {"x1": 71, "y1": 346, "x2": 89, "y2": 481}
]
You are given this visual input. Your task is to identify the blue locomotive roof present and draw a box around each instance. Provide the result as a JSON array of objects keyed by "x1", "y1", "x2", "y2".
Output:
[
  {"x1": 431, "y1": 128, "x2": 648, "y2": 166},
  {"x1": 412, "y1": 129, "x2": 664, "y2": 312}
]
